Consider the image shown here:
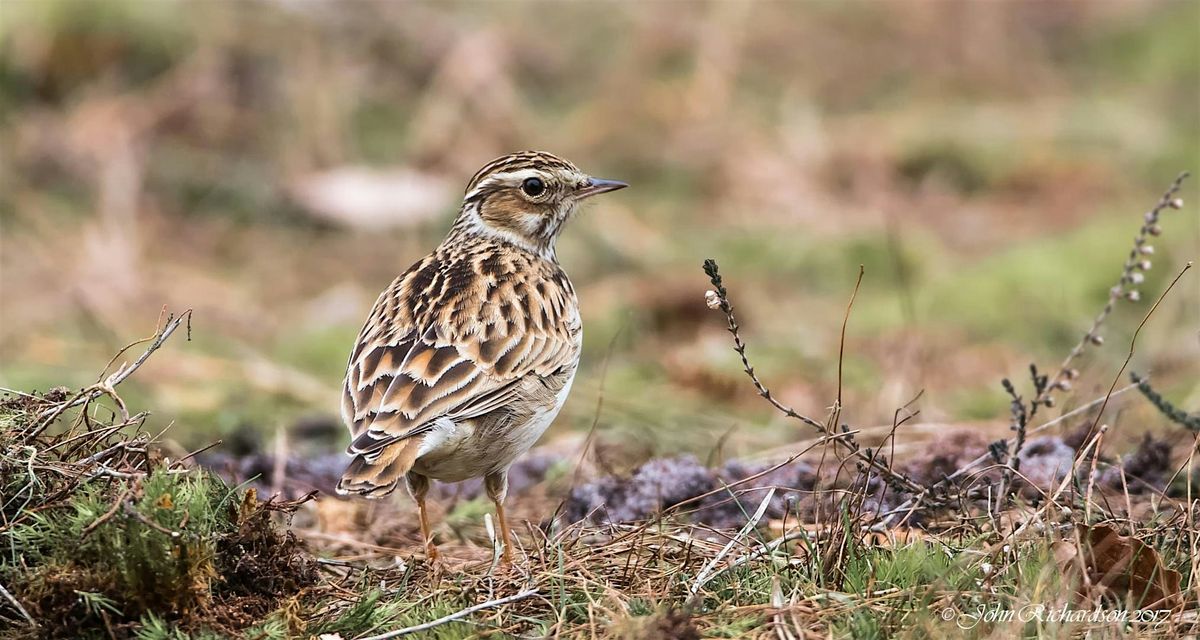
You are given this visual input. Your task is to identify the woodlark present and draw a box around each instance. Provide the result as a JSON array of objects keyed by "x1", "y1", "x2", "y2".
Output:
[{"x1": 336, "y1": 151, "x2": 627, "y2": 563}]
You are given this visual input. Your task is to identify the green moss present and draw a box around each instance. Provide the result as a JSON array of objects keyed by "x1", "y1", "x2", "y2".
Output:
[
  {"x1": 304, "y1": 588, "x2": 413, "y2": 638},
  {"x1": 6, "y1": 469, "x2": 227, "y2": 629},
  {"x1": 1, "y1": 420, "x2": 318, "y2": 638},
  {"x1": 835, "y1": 610, "x2": 886, "y2": 640},
  {"x1": 843, "y1": 542, "x2": 973, "y2": 594}
]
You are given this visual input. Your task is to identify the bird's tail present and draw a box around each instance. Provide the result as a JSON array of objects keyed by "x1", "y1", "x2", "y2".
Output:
[{"x1": 335, "y1": 436, "x2": 424, "y2": 498}]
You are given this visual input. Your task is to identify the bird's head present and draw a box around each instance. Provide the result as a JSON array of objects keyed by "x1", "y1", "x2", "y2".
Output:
[{"x1": 452, "y1": 151, "x2": 627, "y2": 257}]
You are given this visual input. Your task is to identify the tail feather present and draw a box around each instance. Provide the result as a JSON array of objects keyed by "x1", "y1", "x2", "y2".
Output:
[{"x1": 336, "y1": 436, "x2": 424, "y2": 498}]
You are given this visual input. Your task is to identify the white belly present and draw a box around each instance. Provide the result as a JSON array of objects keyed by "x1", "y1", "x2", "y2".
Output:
[{"x1": 412, "y1": 368, "x2": 576, "y2": 481}]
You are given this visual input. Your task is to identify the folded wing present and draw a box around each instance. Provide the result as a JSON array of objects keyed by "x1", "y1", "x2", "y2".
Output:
[{"x1": 337, "y1": 250, "x2": 578, "y2": 495}]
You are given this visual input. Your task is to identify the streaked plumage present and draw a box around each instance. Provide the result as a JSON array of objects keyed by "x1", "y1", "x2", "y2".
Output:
[{"x1": 336, "y1": 151, "x2": 626, "y2": 562}]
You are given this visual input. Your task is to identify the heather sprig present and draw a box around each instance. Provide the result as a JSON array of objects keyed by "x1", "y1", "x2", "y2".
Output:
[{"x1": 1131, "y1": 371, "x2": 1200, "y2": 432}]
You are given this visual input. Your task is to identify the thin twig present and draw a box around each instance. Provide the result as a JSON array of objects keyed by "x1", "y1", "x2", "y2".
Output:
[
  {"x1": 895, "y1": 175, "x2": 1191, "y2": 521},
  {"x1": 833, "y1": 265, "x2": 865, "y2": 425},
  {"x1": 357, "y1": 588, "x2": 539, "y2": 640},
  {"x1": 878, "y1": 384, "x2": 1137, "y2": 527},
  {"x1": 123, "y1": 500, "x2": 181, "y2": 539},
  {"x1": 93, "y1": 306, "x2": 171, "y2": 385},
  {"x1": 704, "y1": 261, "x2": 823, "y2": 432},
  {"x1": 26, "y1": 310, "x2": 193, "y2": 439},
  {"x1": 665, "y1": 429, "x2": 859, "y2": 517},
  {"x1": 75, "y1": 431, "x2": 149, "y2": 467},
  {"x1": 1083, "y1": 261, "x2": 1192, "y2": 440},
  {"x1": 1084, "y1": 427, "x2": 1107, "y2": 523},
  {"x1": 703, "y1": 260, "x2": 924, "y2": 496},
  {"x1": 571, "y1": 324, "x2": 624, "y2": 489},
  {"x1": 81, "y1": 487, "x2": 132, "y2": 539},
  {"x1": 169, "y1": 439, "x2": 224, "y2": 469}
]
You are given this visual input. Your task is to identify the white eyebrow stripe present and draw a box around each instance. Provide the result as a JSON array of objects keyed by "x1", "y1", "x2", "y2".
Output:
[{"x1": 464, "y1": 168, "x2": 580, "y2": 201}]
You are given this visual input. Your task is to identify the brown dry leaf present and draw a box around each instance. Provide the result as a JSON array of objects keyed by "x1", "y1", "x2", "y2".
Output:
[
  {"x1": 237, "y1": 487, "x2": 259, "y2": 525},
  {"x1": 155, "y1": 492, "x2": 174, "y2": 509},
  {"x1": 1057, "y1": 523, "x2": 1182, "y2": 609},
  {"x1": 1051, "y1": 539, "x2": 1077, "y2": 568}
]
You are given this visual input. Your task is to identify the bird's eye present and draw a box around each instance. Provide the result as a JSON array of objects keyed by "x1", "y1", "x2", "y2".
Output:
[{"x1": 521, "y1": 177, "x2": 546, "y2": 197}]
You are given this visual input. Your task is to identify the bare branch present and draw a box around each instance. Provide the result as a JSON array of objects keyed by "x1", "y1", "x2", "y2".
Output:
[
  {"x1": 25, "y1": 310, "x2": 192, "y2": 440},
  {"x1": 703, "y1": 260, "x2": 925, "y2": 496}
]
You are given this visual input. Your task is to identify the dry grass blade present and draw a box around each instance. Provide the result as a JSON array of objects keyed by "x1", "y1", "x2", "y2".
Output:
[
  {"x1": 357, "y1": 588, "x2": 540, "y2": 640},
  {"x1": 0, "y1": 582, "x2": 35, "y2": 628},
  {"x1": 690, "y1": 486, "x2": 776, "y2": 599}
]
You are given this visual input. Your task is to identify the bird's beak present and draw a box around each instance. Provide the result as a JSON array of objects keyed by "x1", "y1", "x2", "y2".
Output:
[{"x1": 575, "y1": 177, "x2": 628, "y2": 200}]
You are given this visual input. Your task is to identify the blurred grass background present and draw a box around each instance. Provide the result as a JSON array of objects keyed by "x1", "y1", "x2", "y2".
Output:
[{"x1": 1, "y1": 0, "x2": 1197, "y2": 463}]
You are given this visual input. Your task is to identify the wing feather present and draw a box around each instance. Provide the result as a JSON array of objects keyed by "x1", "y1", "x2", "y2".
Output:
[{"x1": 341, "y1": 245, "x2": 579, "y2": 455}]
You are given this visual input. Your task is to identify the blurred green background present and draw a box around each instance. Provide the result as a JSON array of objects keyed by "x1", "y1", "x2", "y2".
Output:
[{"x1": 1, "y1": 0, "x2": 1197, "y2": 462}]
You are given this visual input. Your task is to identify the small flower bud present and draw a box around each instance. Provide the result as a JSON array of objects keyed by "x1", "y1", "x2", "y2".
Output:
[
  {"x1": 1145, "y1": 211, "x2": 1158, "y2": 223},
  {"x1": 1126, "y1": 290, "x2": 1141, "y2": 302},
  {"x1": 1169, "y1": 198, "x2": 1183, "y2": 209},
  {"x1": 1137, "y1": 260, "x2": 1152, "y2": 271},
  {"x1": 1043, "y1": 396, "x2": 1055, "y2": 408},
  {"x1": 1054, "y1": 380, "x2": 1073, "y2": 391},
  {"x1": 1065, "y1": 368, "x2": 1079, "y2": 379},
  {"x1": 1148, "y1": 224, "x2": 1162, "y2": 236},
  {"x1": 980, "y1": 562, "x2": 994, "y2": 576},
  {"x1": 1089, "y1": 334, "x2": 1105, "y2": 346},
  {"x1": 1139, "y1": 245, "x2": 1154, "y2": 255},
  {"x1": 705, "y1": 290, "x2": 721, "y2": 310},
  {"x1": 1129, "y1": 272, "x2": 1144, "y2": 285}
]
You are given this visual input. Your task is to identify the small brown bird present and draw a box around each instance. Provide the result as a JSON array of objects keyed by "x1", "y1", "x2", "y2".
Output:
[{"x1": 336, "y1": 151, "x2": 626, "y2": 563}]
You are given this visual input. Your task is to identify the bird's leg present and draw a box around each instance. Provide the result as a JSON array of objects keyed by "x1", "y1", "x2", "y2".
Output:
[
  {"x1": 484, "y1": 469, "x2": 513, "y2": 564},
  {"x1": 406, "y1": 472, "x2": 438, "y2": 562}
]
